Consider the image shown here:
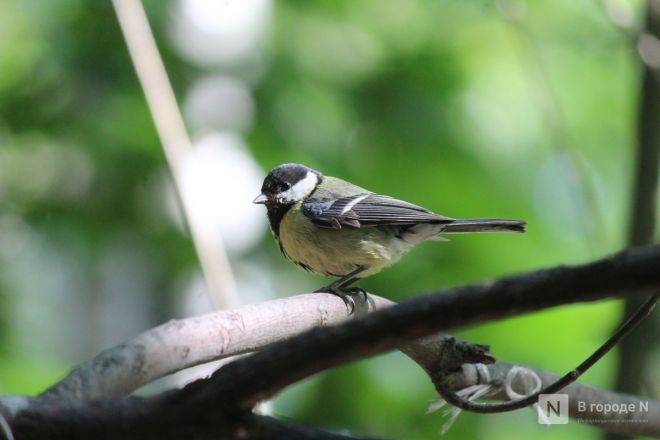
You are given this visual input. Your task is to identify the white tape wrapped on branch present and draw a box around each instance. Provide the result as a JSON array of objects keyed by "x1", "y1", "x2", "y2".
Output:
[{"x1": 504, "y1": 366, "x2": 547, "y2": 426}]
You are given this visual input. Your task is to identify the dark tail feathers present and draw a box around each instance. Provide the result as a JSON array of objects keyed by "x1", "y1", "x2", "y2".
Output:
[{"x1": 442, "y1": 219, "x2": 526, "y2": 234}]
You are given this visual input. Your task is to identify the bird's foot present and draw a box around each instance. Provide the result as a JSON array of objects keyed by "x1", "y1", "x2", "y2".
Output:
[
  {"x1": 314, "y1": 286, "x2": 366, "y2": 314},
  {"x1": 344, "y1": 286, "x2": 368, "y2": 302}
]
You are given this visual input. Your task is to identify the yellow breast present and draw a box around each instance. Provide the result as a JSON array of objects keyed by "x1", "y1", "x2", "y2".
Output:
[{"x1": 276, "y1": 204, "x2": 410, "y2": 278}]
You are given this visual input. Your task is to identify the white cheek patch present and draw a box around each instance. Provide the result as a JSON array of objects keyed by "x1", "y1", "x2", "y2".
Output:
[{"x1": 279, "y1": 171, "x2": 318, "y2": 203}]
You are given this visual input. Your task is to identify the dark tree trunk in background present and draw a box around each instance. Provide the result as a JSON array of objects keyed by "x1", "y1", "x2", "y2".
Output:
[{"x1": 608, "y1": 2, "x2": 660, "y2": 439}]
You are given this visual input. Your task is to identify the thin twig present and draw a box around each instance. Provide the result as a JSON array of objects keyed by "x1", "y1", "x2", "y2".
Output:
[
  {"x1": 112, "y1": 0, "x2": 238, "y2": 308},
  {"x1": 446, "y1": 363, "x2": 660, "y2": 437},
  {"x1": 435, "y1": 292, "x2": 658, "y2": 413}
]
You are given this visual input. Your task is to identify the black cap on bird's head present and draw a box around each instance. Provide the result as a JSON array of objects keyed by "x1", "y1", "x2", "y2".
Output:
[{"x1": 254, "y1": 163, "x2": 322, "y2": 206}]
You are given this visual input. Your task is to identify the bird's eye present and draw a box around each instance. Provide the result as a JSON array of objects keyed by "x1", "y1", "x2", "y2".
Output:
[{"x1": 283, "y1": 182, "x2": 292, "y2": 190}]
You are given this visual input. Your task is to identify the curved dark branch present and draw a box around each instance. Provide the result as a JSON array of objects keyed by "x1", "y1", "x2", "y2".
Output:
[
  {"x1": 175, "y1": 245, "x2": 660, "y2": 410},
  {"x1": 2, "y1": 397, "x2": 378, "y2": 440}
]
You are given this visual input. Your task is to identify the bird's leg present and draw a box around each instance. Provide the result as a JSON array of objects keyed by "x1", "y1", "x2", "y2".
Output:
[{"x1": 314, "y1": 266, "x2": 368, "y2": 312}]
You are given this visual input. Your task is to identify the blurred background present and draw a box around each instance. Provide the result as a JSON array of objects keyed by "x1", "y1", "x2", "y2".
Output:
[{"x1": 0, "y1": 0, "x2": 657, "y2": 439}]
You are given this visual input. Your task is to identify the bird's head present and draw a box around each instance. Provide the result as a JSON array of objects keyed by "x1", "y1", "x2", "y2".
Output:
[{"x1": 253, "y1": 163, "x2": 322, "y2": 206}]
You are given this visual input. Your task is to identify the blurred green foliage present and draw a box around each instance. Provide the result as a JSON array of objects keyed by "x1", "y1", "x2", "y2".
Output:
[{"x1": 0, "y1": 0, "x2": 655, "y2": 439}]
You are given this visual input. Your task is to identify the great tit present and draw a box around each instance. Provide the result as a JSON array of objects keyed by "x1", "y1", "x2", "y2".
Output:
[{"x1": 254, "y1": 163, "x2": 525, "y2": 306}]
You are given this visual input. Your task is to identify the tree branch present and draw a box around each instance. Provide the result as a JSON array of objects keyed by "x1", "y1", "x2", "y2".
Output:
[
  {"x1": 5, "y1": 245, "x2": 659, "y2": 439},
  {"x1": 44, "y1": 245, "x2": 660, "y2": 402},
  {"x1": 42, "y1": 294, "x2": 397, "y2": 400},
  {"x1": 174, "y1": 245, "x2": 660, "y2": 410},
  {"x1": 1, "y1": 395, "x2": 380, "y2": 440}
]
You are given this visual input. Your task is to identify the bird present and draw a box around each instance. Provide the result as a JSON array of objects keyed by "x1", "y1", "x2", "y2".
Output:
[{"x1": 254, "y1": 163, "x2": 525, "y2": 309}]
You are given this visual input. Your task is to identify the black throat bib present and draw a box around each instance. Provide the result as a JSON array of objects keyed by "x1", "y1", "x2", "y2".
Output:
[{"x1": 266, "y1": 202, "x2": 295, "y2": 238}]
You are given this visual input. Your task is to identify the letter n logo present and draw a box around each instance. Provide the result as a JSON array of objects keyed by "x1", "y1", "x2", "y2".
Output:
[{"x1": 538, "y1": 394, "x2": 569, "y2": 424}]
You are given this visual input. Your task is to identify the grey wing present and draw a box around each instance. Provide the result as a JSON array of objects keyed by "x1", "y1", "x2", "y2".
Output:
[{"x1": 302, "y1": 193, "x2": 452, "y2": 229}]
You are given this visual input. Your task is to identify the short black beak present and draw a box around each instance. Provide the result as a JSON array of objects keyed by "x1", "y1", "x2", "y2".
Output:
[{"x1": 253, "y1": 193, "x2": 268, "y2": 204}]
